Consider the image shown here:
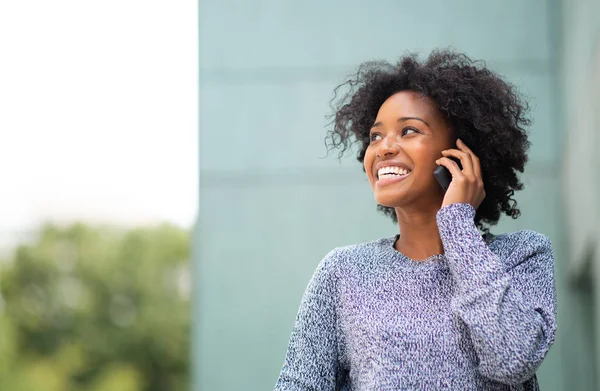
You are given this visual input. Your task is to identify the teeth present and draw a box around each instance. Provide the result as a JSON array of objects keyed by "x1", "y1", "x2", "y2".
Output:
[{"x1": 378, "y1": 166, "x2": 411, "y2": 178}]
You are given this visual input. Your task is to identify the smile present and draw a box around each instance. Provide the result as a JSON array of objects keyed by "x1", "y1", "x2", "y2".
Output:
[{"x1": 376, "y1": 171, "x2": 411, "y2": 187}]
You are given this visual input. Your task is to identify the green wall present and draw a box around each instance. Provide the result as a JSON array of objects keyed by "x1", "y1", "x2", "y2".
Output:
[{"x1": 195, "y1": 1, "x2": 572, "y2": 389}]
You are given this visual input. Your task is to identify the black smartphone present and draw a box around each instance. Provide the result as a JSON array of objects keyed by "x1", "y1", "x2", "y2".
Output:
[{"x1": 434, "y1": 156, "x2": 462, "y2": 192}]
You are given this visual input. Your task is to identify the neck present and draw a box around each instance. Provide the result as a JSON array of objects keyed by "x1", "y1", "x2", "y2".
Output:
[{"x1": 394, "y1": 203, "x2": 444, "y2": 261}]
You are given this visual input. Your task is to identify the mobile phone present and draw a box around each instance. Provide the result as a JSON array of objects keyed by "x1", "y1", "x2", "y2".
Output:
[{"x1": 434, "y1": 156, "x2": 462, "y2": 192}]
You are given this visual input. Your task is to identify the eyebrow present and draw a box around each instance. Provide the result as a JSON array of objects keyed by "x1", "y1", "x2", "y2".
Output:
[{"x1": 371, "y1": 116, "x2": 431, "y2": 129}]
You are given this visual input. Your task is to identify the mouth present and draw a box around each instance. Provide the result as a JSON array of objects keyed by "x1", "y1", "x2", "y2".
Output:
[{"x1": 376, "y1": 166, "x2": 412, "y2": 187}]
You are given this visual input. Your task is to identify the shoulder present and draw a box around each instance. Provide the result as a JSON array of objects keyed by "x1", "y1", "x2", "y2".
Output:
[
  {"x1": 316, "y1": 237, "x2": 392, "y2": 275},
  {"x1": 489, "y1": 229, "x2": 554, "y2": 270},
  {"x1": 490, "y1": 229, "x2": 552, "y2": 252}
]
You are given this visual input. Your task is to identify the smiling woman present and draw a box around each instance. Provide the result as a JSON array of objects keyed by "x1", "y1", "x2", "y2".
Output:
[{"x1": 274, "y1": 49, "x2": 557, "y2": 390}]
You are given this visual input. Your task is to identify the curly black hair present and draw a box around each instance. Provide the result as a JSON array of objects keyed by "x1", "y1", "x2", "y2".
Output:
[{"x1": 325, "y1": 49, "x2": 532, "y2": 234}]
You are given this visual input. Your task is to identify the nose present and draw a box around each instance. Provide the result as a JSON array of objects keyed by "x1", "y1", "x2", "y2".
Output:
[{"x1": 376, "y1": 136, "x2": 400, "y2": 158}]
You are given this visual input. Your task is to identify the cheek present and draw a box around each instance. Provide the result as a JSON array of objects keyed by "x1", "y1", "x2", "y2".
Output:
[
  {"x1": 413, "y1": 145, "x2": 439, "y2": 167},
  {"x1": 363, "y1": 148, "x2": 375, "y2": 180}
]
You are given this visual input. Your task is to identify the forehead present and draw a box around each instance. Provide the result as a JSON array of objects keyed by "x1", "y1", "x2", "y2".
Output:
[{"x1": 376, "y1": 90, "x2": 441, "y2": 120}]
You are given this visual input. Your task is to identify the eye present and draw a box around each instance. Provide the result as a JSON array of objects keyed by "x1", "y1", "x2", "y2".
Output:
[
  {"x1": 402, "y1": 127, "x2": 418, "y2": 136},
  {"x1": 369, "y1": 132, "x2": 382, "y2": 142}
]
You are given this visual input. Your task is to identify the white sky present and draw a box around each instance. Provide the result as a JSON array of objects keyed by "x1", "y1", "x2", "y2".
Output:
[{"x1": 0, "y1": 1, "x2": 198, "y2": 242}]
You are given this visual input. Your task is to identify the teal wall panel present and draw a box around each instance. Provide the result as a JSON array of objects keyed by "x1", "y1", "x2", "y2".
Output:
[
  {"x1": 199, "y1": 0, "x2": 550, "y2": 70},
  {"x1": 199, "y1": 80, "x2": 342, "y2": 172}
]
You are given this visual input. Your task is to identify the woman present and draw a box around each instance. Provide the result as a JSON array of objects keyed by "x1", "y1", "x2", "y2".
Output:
[{"x1": 274, "y1": 49, "x2": 557, "y2": 390}]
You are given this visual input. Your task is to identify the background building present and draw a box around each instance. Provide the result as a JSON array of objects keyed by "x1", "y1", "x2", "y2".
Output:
[{"x1": 196, "y1": 0, "x2": 600, "y2": 390}]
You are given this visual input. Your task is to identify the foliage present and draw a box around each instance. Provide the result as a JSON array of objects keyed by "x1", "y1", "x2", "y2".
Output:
[{"x1": 0, "y1": 222, "x2": 191, "y2": 391}]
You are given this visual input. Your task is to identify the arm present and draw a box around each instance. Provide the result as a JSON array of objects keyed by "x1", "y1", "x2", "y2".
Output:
[
  {"x1": 274, "y1": 249, "x2": 342, "y2": 391},
  {"x1": 436, "y1": 203, "x2": 557, "y2": 385}
]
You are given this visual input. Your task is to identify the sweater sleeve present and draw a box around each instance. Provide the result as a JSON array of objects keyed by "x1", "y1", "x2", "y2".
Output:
[
  {"x1": 436, "y1": 203, "x2": 557, "y2": 385},
  {"x1": 274, "y1": 249, "x2": 342, "y2": 391}
]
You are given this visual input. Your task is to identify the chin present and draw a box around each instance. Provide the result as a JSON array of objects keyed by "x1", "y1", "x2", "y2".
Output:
[
  {"x1": 373, "y1": 183, "x2": 426, "y2": 208},
  {"x1": 373, "y1": 193, "x2": 405, "y2": 208}
]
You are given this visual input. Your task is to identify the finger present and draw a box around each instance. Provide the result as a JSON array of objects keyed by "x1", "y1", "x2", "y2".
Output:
[
  {"x1": 436, "y1": 157, "x2": 465, "y2": 179},
  {"x1": 441, "y1": 148, "x2": 474, "y2": 176},
  {"x1": 457, "y1": 139, "x2": 483, "y2": 179}
]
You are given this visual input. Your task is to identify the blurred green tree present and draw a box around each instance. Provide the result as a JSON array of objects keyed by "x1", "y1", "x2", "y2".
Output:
[{"x1": 0, "y1": 222, "x2": 190, "y2": 391}]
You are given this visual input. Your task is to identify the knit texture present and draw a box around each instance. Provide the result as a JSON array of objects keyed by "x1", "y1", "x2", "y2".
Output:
[{"x1": 274, "y1": 203, "x2": 557, "y2": 390}]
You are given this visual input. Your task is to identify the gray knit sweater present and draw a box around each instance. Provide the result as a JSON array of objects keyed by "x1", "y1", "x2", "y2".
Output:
[{"x1": 274, "y1": 203, "x2": 557, "y2": 390}]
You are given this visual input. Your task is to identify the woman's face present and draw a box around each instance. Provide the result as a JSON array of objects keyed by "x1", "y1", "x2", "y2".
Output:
[{"x1": 363, "y1": 90, "x2": 455, "y2": 209}]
